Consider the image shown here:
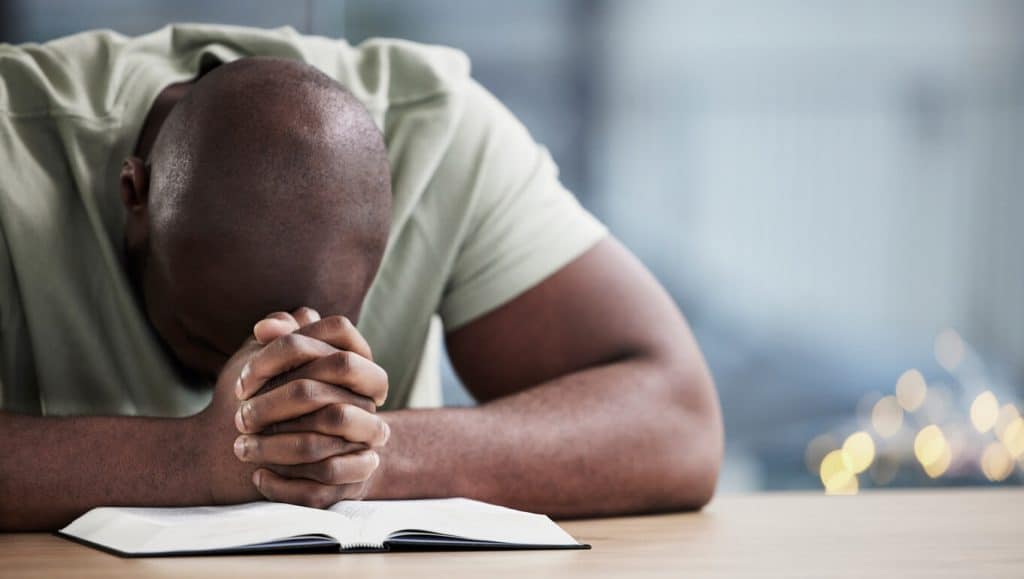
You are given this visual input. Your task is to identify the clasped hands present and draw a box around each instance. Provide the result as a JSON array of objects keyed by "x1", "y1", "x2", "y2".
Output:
[{"x1": 200, "y1": 307, "x2": 389, "y2": 508}]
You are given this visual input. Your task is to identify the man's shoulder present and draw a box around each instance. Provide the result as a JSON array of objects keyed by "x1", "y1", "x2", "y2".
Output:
[
  {"x1": 287, "y1": 32, "x2": 472, "y2": 122},
  {"x1": 342, "y1": 37, "x2": 471, "y2": 104},
  {"x1": 0, "y1": 29, "x2": 132, "y2": 118}
]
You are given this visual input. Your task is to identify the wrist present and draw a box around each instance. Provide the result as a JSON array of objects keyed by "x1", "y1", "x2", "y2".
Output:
[
  {"x1": 185, "y1": 409, "x2": 219, "y2": 505},
  {"x1": 364, "y1": 411, "x2": 438, "y2": 500},
  {"x1": 188, "y1": 407, "x2": 260, "y2": 505}
]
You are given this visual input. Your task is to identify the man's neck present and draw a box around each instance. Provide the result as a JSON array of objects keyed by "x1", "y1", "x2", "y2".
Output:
[{"x1": 134, "y1": 81, "x2": 193, "y2": 161}]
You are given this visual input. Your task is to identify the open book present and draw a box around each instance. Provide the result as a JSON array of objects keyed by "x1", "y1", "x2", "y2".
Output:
[{"x1": 59, "y1": 498, "x2": 588, "y2": 557}]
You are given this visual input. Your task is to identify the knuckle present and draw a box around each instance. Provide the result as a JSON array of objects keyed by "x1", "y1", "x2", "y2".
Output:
[
  {"x1": 322, "y1": 315, "x2": 347, "y2": 335},
  {"x1": 336, "y1": 315, "x2": 355, "y2": 333},
  {"x1": 290, "y1": 379, "x2": 318, "y2": 403},
  {"x1": 281, "y1": 333, "x2": 301, "y2": 350},
  {"x1": 331, "y1": 351, "x2": 352, "y2": 374},
  {"x1": 358, "y1": 397, "x2": 376, "y2": 413},
  {"x1": 273, "y1": 333, "x2": 299, "y2": 356},
  {"x1": 285, "y1": 333, "x2": 316, "y2": 357},
  {"x1": 326, "y1": 403, "x2": 349, "y2": 428},
  {"x1": 293, "y1": 434, "x2": 319, "y2": 459},
  {"x1": 323, "y1": 457, "x2": 346, "y2": 484}
]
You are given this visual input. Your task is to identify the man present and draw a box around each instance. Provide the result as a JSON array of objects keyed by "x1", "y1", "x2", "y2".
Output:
[{"x1": 0, "y1": 24, "x2": 722, "y2": 530}]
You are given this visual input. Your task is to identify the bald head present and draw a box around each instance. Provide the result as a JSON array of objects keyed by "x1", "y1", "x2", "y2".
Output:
[{"x1": 123, "y1": 57, "x2": 391, "y2": 376}]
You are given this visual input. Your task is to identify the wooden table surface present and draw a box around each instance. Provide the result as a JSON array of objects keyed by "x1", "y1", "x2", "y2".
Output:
[{"x1": 1, "y1": 487, "x2": 1020, "y2": 578}]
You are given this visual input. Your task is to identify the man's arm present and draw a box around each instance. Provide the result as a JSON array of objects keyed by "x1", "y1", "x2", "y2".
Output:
[
  {"x1": 0, "y1": 334, "x2": 268, "y2": 531},
  {"x1": 0, "y1": 411, "x2": 225, "y2": 531},
  {"x1": 0, "y1": 315, "x2": 386, "y2": 531},
  {"x1": 368, "y1": 238, "x2": 723, "y2": 517}
]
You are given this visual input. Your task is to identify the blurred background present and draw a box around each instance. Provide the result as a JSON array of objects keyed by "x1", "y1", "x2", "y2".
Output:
[{"x1": 3, "y1": 0, "x2": 1023, "y2": 493}]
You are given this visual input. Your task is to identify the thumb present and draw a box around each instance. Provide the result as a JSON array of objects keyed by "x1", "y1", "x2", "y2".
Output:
[
  {"x1": 253, "y1": 307, "x2": 323, "y2": 344},
  {"x1": 252, "y1": 312, "x2": 301, "y2": 345}
]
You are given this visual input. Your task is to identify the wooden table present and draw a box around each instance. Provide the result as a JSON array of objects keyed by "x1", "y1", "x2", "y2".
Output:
[{"x1": 1, "y1": 488, "x2": 1020, "y2": 578}]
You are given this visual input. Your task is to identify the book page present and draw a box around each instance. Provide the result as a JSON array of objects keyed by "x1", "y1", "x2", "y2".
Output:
[
  {"x1": 61, "y1": 502, "x2": 357, "y2": 554},
  {"x1": 328, "y1": 498, "x2": 580, "y2": 546}
]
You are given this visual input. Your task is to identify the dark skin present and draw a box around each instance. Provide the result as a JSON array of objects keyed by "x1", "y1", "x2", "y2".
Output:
[{"x1": 0, "y1": 58, "x2": 722, "y2": 530}]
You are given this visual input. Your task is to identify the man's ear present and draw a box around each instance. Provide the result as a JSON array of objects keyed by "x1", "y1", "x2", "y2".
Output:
[
  {"x1": 120, "y1": 156, "x2": 149, "y2": 214},
  {"x1": 121, "y1": 157, "x2": 150, "y2": 250}
]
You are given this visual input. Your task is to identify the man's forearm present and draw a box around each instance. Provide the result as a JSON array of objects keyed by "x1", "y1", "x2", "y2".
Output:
[
  {"x1": 0, "y1": 411, "x2": 215, "y2": 530},
  {"x1": 370, "y1": 357, "x2": 722, "y2": 518}
]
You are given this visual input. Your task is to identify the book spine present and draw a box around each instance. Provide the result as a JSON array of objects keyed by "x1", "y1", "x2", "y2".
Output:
[{"x1": 339, "y1": 542, "x2": 386, "y2": 551}]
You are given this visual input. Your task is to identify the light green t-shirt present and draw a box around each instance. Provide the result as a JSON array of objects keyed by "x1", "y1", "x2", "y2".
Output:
[{"x1": 0, "y1": 24, "x2": 606, "y2": 416}]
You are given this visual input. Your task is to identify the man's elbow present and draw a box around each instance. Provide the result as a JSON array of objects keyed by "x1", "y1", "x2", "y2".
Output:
[{"x1": 650, "y1": 362, "x2": 723, "y2": 511}]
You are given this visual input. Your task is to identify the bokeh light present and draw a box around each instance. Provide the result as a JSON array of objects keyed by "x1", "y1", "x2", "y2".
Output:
[
  {"x1": 922, "y1": 445, "x2": 952, "y2": 478},
  {"x1": 1000, "y1": 418, "x2": 1024, "y2": 458},
  {"x1": 820, "y1": 449, "x2": 857, "y2": 494},
  {"x1": 808, "y1": 332, "x2": 1022, "y2": 491},
  {"x1": 970, "y1": 391, "x2": 999, "y2": 433},
  {"x1": 914, "y1": 425, "x2": 949, "y2": 476},
  {"x1": 871, "y1": 395, "x2": 904, "y2": 438},
  {"x1": 980, "y1": 442, "x2": 1014, "y2": 482},
  {"x1": 841, "y1": 431, "x2": 875, "y2": 474},
  {"x1": 895, "y1": 369, "x2": 927, "y2": 411},
  {"x1": 994, "y1": 404, "x2": 1021, "y2": 440},
  {"x1": 934, "y1": 328, "x2": 965, "y2": 372},
  {"x1": 827, "y1": 473, "x2": 859, "y2": 495}
]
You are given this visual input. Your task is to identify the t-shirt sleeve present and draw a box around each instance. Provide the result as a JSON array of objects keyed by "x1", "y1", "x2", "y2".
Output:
[{"x1": 437, "y1": 79, "x2": 607, "y2": 331}]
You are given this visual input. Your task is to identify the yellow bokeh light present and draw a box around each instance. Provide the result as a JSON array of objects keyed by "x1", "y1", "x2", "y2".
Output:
[
  {"x1": 980, "y1": 442, "x2": 1014, "y2": 482},
  {"x1": 934, "y1": 328, "x2": 965, "y2": 372},
  {"x1": 970, "y1": 391, "x2": 999, "y2": 433},
  {"x1": 1000, "y1": 418, "x2": 1024, "y2": 458},
  {"x1": 820, "y1": 449, "x2": 855, "y2": 493},
  {"x1": 914, "y1": 425, "x2": 947, "y2": 468},
  {"x1": 871, "y1": 395, "x2": 903, "y2": 438},
  {"x1": 994, "y1": 404, "x2": 1021, "y2": 439},
  {"x1": 826, "y1": 473, "x2": 859, "y2": 495},
  {"x1": 895, "y1": 369, "x2": 927, "y2": 411},
  {"x1": 841, "y1": 431, "x2": 876, "y2": 474},
  {"x1": 804, "y1": 434, "x2": 837, "y2": 475},
  {"x1": 922, "y1": 445, "x2": 952, "y2": 478}
]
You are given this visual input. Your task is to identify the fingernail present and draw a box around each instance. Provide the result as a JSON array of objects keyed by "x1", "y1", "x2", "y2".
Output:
[
  {"x1": 382, "y1": 421, "x2": 391, "y2": 444},
  {"x1": 234, "y1": 405, "x2": 247, "y2": 432},
  {"x1": 234, "y1": 436, "x2": 248, "y2": 460},
  {"x1": 236, "y1": 363, "x2": 250, "y2": 399},
  {"x1": 252, "y1": 469, "x2": 262, "y2": 487},
  {"x1": 252, "y1": 321, "x2": 265, "y2": 344}
]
